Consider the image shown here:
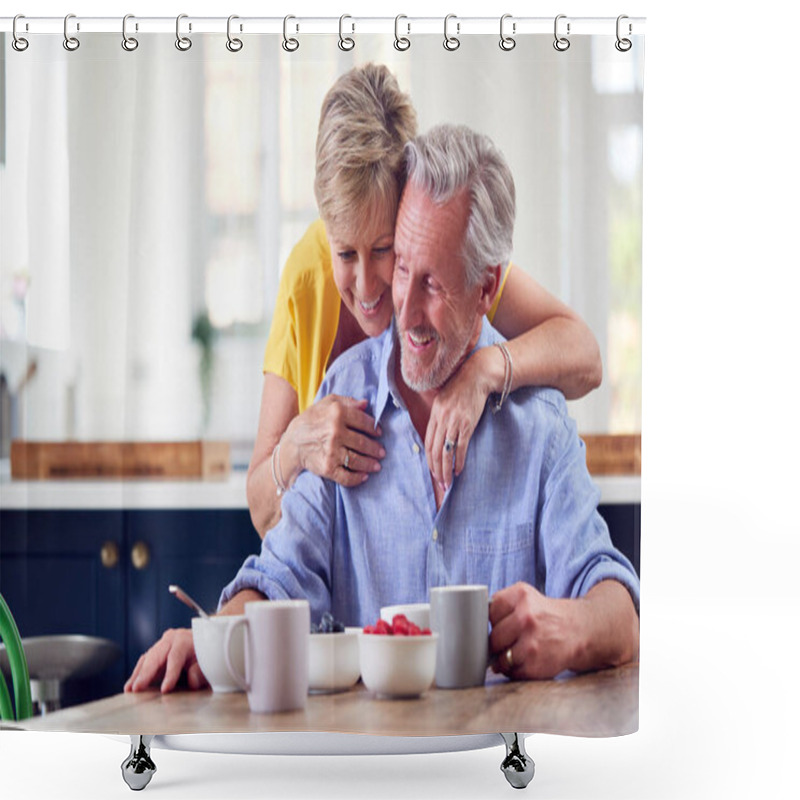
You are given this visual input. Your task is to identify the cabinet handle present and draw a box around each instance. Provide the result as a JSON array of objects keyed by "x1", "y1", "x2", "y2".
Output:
[
  {"x1": 100, "y1": 540, "x2": 120, "y2": 569},
  {"x1": 131, "y1": 541, "x2": 151, "y2": 570}
]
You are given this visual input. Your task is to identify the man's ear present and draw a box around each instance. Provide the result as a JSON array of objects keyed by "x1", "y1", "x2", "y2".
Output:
[{"x1": 477, "y1": 264, "x2": 502, "y2": 316}]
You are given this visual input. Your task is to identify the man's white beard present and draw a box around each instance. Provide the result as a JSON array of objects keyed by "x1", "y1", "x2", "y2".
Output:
[{"x1": 397, "y1": 323, "x2": 474, "y2": 393}]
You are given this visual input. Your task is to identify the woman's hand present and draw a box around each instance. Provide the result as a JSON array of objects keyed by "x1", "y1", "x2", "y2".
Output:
[
  {"x1": 425, "y1": 347, "x2": 498, "y2": 491},
  {"x1": 283, "y1": 395, "x2": 385, "y2": 488}
]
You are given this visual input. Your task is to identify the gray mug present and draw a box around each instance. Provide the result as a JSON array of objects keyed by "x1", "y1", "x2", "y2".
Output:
[{"x1": 430, "y1": 585, "x2": 489, "y2": 689}]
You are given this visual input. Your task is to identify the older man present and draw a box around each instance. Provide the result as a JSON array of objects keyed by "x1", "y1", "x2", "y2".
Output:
[{"x1": 125, "y1": 124, "x2": 638, "y2": 693}]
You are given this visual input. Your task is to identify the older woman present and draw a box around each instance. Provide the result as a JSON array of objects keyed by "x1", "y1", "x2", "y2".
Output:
[{"x1": 247, "y1": 64, "x2": 601, "y2": 537}]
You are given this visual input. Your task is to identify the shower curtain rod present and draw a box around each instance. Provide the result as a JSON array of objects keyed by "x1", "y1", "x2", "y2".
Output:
[{"x1": 1, "y1": 16, "x2": 646, "y2": 37}]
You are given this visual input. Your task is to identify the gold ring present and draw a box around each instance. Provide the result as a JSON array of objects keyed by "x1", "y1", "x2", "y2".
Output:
[{"x1": 505, "y1": 647, "x2": 514, "y2": 670}]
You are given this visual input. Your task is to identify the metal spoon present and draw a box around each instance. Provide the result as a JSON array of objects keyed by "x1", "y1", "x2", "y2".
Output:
[{"x1": 168, "y1": 585, "x2": 210, "y2": 619}]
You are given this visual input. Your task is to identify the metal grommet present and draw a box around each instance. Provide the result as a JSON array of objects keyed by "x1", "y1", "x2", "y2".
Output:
[
  {"x1": 282, "y1": 15, "x2": 299, "y2": 52},
  {"x1": 553, "y1": 14, "x2": 570, "y2": 52},
  {"x1": 63, "y1": 14, "x2": 80, "y2": 51},
  {"x1": 394, "y1": 14, "x2": 410, "y2": 51},
  {"x1": 226, "y1": 15, "x2": 243, "y2": 52},
  {"x1": 338, "y1": 14, "x2": 355, "y2": 51},
  {"x1": 443, "y1": 14, "x2": 460, "y2": 51},
  {"x1": 175, "y1": 13, "x2": 192, "y2": 51},
  {"x1": 499, "y1": 14, "x2": 515, "y2": 51},
  {"x1": 615, "y1": 14, "x2": 632, "y2": 52},
  {"x1": 121, "y1": 14, "x2": 139, "y2": 51},
  {"x1": 12, "y1": 14, "x2": 29, "y2": 52}
]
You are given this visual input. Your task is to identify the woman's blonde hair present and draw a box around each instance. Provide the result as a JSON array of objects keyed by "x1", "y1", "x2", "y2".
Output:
[{"x1": 315, "y1": 64, "x2": 417, "y2": 238}]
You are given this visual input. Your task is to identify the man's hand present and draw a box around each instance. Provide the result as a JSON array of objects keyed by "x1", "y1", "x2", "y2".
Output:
[
  {"x1": 489, "y1": 580, "x2": 639, "y2": 680},
  {"x1": 124, "y1": 628, "x2": 206, "y2": 694},
  {"x1": 123, "y1": 590, "x2": 266, "y2": 693},
  {"x1": 489, "y1": 582, "x2": 580, "y2": 680}
]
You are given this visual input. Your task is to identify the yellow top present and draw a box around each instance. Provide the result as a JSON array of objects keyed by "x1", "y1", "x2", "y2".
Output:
[{"x1": 263, "y1": 219, "x2": 511, "y2": 412}]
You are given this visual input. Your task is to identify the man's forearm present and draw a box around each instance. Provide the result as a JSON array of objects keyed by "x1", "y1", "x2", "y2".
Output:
[
  {"x1": 217, "y1": 589, "x2": 267, "y2": 616},
  {"x1": 571, "y1": 580, "x2": 639, "y2": 673}
]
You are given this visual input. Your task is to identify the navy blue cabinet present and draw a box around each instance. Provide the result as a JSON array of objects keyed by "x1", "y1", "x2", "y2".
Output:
[{"x1": 0, "y1": 507, "x2": 256, "y2": 705}]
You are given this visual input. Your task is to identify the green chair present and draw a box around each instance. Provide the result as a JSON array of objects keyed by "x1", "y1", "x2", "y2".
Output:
[{"x1": 0, "y1": 592, "x2": 33, "y2": 721}]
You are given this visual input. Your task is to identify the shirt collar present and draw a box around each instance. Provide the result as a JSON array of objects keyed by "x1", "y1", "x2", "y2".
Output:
[{"x1": 373, "y1": 316, "x2": 501, "y2": 427}]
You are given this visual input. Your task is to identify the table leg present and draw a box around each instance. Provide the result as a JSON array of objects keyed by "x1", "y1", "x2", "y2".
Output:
[
  {"x1": 121, "y1": 734, "x2": 157, "y2": 791},
  {"x1": 499, "y1": 733, "x2": 535, "y2": 789}
]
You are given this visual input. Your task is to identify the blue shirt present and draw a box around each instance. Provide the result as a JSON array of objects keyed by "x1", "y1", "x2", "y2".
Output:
[{"x1": 220, "y1": 320, "x2": 640, "y2": 625}]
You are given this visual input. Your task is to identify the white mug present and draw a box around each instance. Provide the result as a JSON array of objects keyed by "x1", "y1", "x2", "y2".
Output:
[
  {"x1": 224, "y1": 599, "x2": 309, "y2": 713},
  {"x1": 430, "y1": 585, "x2": 489, "y2": 689}
]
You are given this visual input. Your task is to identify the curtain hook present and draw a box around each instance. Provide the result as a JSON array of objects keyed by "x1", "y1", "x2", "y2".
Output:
[
  {"x1": 499, "y1": 14, "x2": 516, "y2": 51},
  {"x1": 63, "y1": 14, "x2": 80, "y2": 51},
  {"x1": 443, "y1": 14, "x2": 460, "y2": 51},
  {"x1": 175, "y1": 14, "x2": 192, "y2": 51},
  {"x1": 615, "y1": 15, "x2": 632, "y2": 52},
  {"x1": 121, "y1": 14, "x2": 139, "y2": 51},
  {"x1": 338, "y1": 14, "x2": 355, "y2": 51},
  {"x1": 553, "y1": 14, "x2": 570, "y2": 52},
  {"x1": 282, "y1": 15, "x2": 299, "y2": 52},
  {"x1": 394, "y1": 14, "x2": 410, "y2": 51},
  {"x1": 226, "y1": 14, "x2": 243, "y2": 52},
  {"x1": 12, "y1": 14, "x2": 29, "y2": 52}
]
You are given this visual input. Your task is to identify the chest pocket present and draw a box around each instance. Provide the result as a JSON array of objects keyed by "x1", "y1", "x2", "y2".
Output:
[{"x1": 465, "y1": 523, "x2": 537, "y2": 595}]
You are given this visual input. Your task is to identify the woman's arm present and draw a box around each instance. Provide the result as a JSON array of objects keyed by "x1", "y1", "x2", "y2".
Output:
[
  {"x1": 490, "y1": 266, "x2": 602, "y2": 398},
  {"x1": 425, "y1": 265, "x2": 602, "y2": 490},
  {"x1": 247, "y1": 373, "x2": 384, "y2": 538}
]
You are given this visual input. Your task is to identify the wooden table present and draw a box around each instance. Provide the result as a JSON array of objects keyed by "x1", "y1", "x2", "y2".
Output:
[{"x1": 3, "y1": 664, "x2": 638, "y2": 738}]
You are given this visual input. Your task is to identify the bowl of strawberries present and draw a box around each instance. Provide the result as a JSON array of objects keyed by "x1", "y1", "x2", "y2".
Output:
[{"x1": 359, "y1": 614, "x2": 438, "y2": 698}]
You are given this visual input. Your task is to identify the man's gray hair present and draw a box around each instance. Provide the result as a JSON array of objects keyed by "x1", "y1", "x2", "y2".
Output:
[{"x1": 404, "y1": 124, "x2": 515, "y2": 286}]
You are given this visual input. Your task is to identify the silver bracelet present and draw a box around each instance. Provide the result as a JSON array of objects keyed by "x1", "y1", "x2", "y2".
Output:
[
  {"x1": 491, "y1": 342, "x2": 513, "y2": 413},
  {"x1": 271, "y1": 441, "x2": 289, "y2": 496}
]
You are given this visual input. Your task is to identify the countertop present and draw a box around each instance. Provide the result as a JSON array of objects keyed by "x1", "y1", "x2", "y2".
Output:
[{"x1": 0, "y1": 468, "x2": 640, "y2": 510}]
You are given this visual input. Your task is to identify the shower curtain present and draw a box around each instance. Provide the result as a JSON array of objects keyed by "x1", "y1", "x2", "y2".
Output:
[{"x1": 0, "y1": 13, "x2": 644, "y2": 756}]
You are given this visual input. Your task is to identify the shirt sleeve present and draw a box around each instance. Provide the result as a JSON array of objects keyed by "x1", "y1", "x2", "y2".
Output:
[
  {"x1": 218, "y1": 471, "x2": 336, "y2": 619},
  {"x1": 537, "y1": 414, "x2": 641, "y2": 613},
  {"x1": 261, "y1": 219, "x2": 340, "y2": 412},
  {"x1": 486, "y1": 261, "x2": 513, "y2": 324}
]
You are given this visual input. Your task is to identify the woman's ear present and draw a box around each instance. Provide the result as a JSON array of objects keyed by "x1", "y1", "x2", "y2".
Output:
[{"x1": 477, "y1": 264, "x2": 502, "y2": 316}]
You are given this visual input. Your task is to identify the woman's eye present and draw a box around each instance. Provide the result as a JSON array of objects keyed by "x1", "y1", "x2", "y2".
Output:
[
  {"x1": 338, "y1": 251, "x2": 356, "y2": 262},
  {"x1": 374, "y1": 245, "x2": 393, "y2": 256}
]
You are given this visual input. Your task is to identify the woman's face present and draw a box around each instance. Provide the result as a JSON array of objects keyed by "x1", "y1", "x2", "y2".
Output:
[{"x1": 328, "y1": 205, "x2": 396, "y2": 338}]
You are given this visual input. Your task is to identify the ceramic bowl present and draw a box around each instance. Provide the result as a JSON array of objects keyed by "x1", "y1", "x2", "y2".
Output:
[
  {"x1": 192, "y1": 616, "x2": 245, "y2": 693},
  {"x1": 380, "y1": 603, "x2": 431, "y2": 630},
  {"x1": 359, "y1": 633, "x2": 438, "y2": 698},
  {"x1": 308, "y1": 630, "x2": 361, "y2": 693}
]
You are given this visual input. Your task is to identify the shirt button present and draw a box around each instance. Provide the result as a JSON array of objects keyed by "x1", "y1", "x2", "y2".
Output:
[
  {"x1": 412, "y1": 443, "x2": 420, "y2": 454},
  {"x1": 432, "y1": 528, "x2": 439, "y2": 541}
]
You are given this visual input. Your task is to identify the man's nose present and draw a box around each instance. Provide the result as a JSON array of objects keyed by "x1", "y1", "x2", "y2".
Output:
[{"x1": 396, "y1": 280, "x2": 422, "y2": 330}]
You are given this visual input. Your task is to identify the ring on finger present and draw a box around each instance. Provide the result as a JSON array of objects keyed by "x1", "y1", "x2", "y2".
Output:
[
  {"x1": 444, "y1": 437, "x2": 456, "y2": 454},
  {"x1": 505, "y1": 647, "x2": 514, "y2": 670},
  {"x1": 343, "y1": 450, "x2": 351, "y2": 470}
]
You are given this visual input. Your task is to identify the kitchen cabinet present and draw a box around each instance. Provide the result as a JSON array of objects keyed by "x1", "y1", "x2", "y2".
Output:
[{"x1": 0, "y1": 507, "x2": 256, "y2": 706}]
